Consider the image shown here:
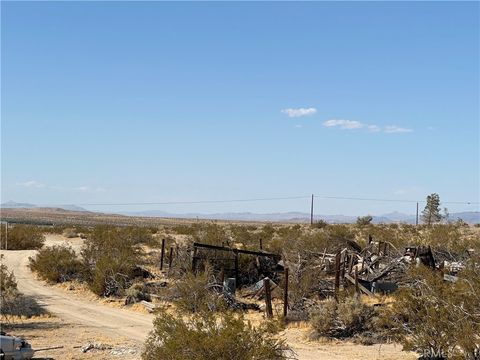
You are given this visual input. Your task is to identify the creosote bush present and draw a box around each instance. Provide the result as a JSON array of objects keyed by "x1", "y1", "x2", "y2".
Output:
[
  {"x1": 142, "y1": 308, "x2": 289, "y2": 360},
  {"x1": 0, "y1": 224, "x2": 45, "y2": 250},
  {"x1": 171, "y1": 267, "x2": 220, "y2": 313},
  {"x1": 310, "y1": 296, "x2": 376, "y2": 339},
  {"x1": 29, "y1": 244, "x2": 83, "y2": 283},
  {"x1": 1, "y1": 256, "x2": 20, "y2": 317},
  {"x1": 82, "y1": 225, "x2": 143, "y2": 297},
  {"x1": 2, "y1": 255, "x2": 46, "y2": 318},
  {"x1": 383, "y1": 264, "x2": 480, "y2": 359}
]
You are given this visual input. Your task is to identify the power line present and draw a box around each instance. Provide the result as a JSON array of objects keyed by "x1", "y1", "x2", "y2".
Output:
[
  {"x1": 38, "y1": 194, "x2": 479, "y2": 207},
  {"x1": 313, "y1": 195, "x2": 479, "y2": 205},
  {"x1": 64, "y1": 195, "x2": 311, "y2": 206}
]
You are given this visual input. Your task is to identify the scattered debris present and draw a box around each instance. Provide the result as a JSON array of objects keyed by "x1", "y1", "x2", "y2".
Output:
[
  {"x1": 140, "y1": 300, "x2": 156, "y2": 312},
  {"x1": 80, "y1": 342, "x2": 112, "y2": 353},
  {"x1": 110, "y1": 346, "x2": 138, "y2": 356}
]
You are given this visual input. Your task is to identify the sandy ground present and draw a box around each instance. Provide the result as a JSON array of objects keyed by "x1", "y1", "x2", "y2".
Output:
[{"x1": 0, "y1": 234, "x2": 416, "y2": 359}]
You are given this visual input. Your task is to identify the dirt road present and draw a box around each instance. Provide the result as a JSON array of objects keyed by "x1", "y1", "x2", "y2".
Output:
[{"x1": 1, "y1": 236, "x2": 154, "y2": 343}]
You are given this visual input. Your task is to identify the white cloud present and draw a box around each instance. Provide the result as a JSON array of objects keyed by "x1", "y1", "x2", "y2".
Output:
[
  {"x1": 323, "y1": 119, "x2": 365, "y2": 130},
  {"x1": 367, "y1": 125, "x2": 381, "y2": 132},
  {"x1": 281, "y1": 107, "x2": 317, "y2": 118},
  {"x1": 17, "y1": 180, "x2": 45, "y2": 188},
  {"x1": 17, "y1": 181, "x2": 105, "y2": 192},
  {"x1": 323, "y1": 119, "x2": 413, "y2": 134},
  {"x1": 294, "y1": 124, "x2": 303, "y2": 128},
  {"x1": 384, "y1": 125, "x2": 413, "y2": 133}
]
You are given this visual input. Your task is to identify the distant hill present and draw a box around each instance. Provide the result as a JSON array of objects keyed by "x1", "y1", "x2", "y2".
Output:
[
  {"x1": 1, "y1": 201, "x2": 37, "y2": 208},
  {"x1": 449, "y1": 211, "x2": 480, "y2": 224},
  {"x1": 122, "y1": 210, "x2": 480, "y2": 224},
  {"x1": 1, "y1": 201, "x2": 87, "y2": 212},
  {"x1": 2, "y1": 201, "x2": 478, "y2": 224}
]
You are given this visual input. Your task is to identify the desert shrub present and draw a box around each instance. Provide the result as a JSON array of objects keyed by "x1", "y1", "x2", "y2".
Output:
[
  {"x1": 326, "y1": 224, "x2": 355, "y2": 242},
  {"x1": 170, "y1": 268, "x2": 220, "y2": 313},
  {"x1": 356, "y1": 215, "x2": 373, "y2": 226},
  {"x1": 62, "y1": 228, "x2": 78, "y2": 238},
  {"x1": 0, "y1": 224, "x2": 45, "y2": 250},
  {"x1": 29, "y1": 244, "x2": 83, "y2": 283},
  {"x1": 125, "y1": 283, "x2": 151, "y2": 304},
  {"x1": 312, "y1": 219, "x2": 329, "y2": 229},
  {"x1": 169, "y1": 224, "x2": 197, "y2": 236},
  {"x1": 269, "y1": 225, "x2": 309, "y2": 254},
  {"x1": 122, "y1": 226, "x2": 155, "y2": 245},
  {"x1": 1, "y1": 257, "x2": 20, "y2": 317},
  {"x1": 82, "y1": 225, "x2": 143, "y2": 296},
  {"x1": 1, "y1": 256, "x2": 46, "y2": 319},
  {"x1": 259, "y1": 224, "x2": 276, "y2": 244},
  {"x1": 230, "y1": 225, "x2": 261, "y2": 248},
  {"x1": 310, "y1": 296, "x2": 376, "y2": 339},
  {"x1": 190, "y1": 222, "x2": 229, "y2": 246},
  {"x1": 422, "y1": 224, "x2": 470, "y2": 252},
  {"x1": 384, "y1": 265, "x2": 480, "y2": 359},
  {"x1": 142, "y1": 308, "x2": 289, "y2": 360},
  {"x1": 309, "y1": 298, "x2": 337, "y2": 335}
]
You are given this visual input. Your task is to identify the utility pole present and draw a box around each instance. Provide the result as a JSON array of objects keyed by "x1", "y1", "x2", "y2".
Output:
[
  {"x1": 416, "y1": 202, "x2": 419, "y2": 226},
  {"x1": 5, "y1": 222, "x2": 8, "y2": 250},
  {"x1": 310, "y1": 194, "x2": 314, "y2": 226}
]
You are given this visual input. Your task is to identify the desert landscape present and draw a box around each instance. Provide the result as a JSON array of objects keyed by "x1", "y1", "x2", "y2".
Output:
[
  {"x1": 2, "y1": 1, "x2": 479, "y2": 359},
  {"x1": 1, "y1": 208, "x2": 479, "y2": 359}
]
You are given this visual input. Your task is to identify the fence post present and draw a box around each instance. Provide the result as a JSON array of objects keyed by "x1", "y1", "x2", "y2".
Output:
[
  {"x1": 168, "y1": 247, "x2": 174, "y2": 275},
  {"x1": 160, "y1": 238, "x2": 166, "y2": 271},
  {"x1": 283, "y1": 267, "x2": 289, "y2": 318},
  {"x1": 234, "y1": 250, "x2": 239, "y2": 288},
  {"x1": 192, "y1": 246, "x2": 198, "y2": 274},
  {"x1": 334, "y1": 252, "x2": 341, "y2": 299},
  {"x1": 264, "y1": 278, "x2": 273, "y2": 319},
  {"x1": 259, "y1": 238, "x2": 263, "y2": 250}
]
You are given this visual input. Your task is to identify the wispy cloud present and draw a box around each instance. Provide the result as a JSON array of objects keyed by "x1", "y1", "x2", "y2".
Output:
[
  {"x1": 384, "y1": 125, "x2": 413, "y2": 133},
  {"x1": 294, "y1": 124, "x2": 304, "y2": 128},
  {"x1": 281, "y1": 107, "x2": 317, "y2": 118},
  {"x1": 17, "y1": 180, "x2": 45, "y2": 188},
  {"x1": 323, "y1": 119, "x2": 364, "y2": 130},
  {"x1": 17, "y1": 181, "x2": 105, "y2": 193},
  {"x1": 323, "y1": 119, "x2": 413, "y2": 134}
]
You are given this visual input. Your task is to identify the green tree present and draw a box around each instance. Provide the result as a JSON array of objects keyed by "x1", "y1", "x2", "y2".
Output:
[
  {"x1": 356, "y1": 215, "x2": 373, "y2": 226},
  {"x1": 421, "y1": 193, "x2": 442, "y2": 226}
]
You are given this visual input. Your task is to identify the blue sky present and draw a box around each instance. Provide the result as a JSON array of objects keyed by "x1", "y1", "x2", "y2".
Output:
[{"x1": 1, "y1": 2, "x2": 479, "y2": 216}]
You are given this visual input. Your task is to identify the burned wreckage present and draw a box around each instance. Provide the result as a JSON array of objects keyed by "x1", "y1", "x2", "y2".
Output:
[{"x1": 181, "y1": 235, "x2": 474, "y2": 317}]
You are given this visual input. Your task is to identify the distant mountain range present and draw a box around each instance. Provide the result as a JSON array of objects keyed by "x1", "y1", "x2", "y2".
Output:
[
  {"x1": 0, "y1": 201, "x2": 88, "y2": 212},
  {"x1": 1, "y1": 200, "x2": 478, "y2": 224},
  {"x1": 121, "y1": 209, "x2": 480, "y2": 224}
]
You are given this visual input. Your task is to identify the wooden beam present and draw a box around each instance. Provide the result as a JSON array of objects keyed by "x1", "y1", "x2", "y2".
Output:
[
  {"x1": 193, "y1": 242, "x2": 280, "y2": 259},
  {"x1": 345, "y1": 274, "x2": 374, "y2": 296}
]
